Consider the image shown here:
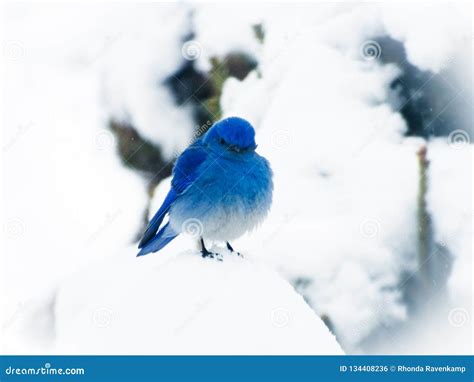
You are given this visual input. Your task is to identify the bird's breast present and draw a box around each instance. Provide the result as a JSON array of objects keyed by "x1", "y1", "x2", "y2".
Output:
[{"x1": 170, "y1": 154, "x2": 273, "y2": 241}]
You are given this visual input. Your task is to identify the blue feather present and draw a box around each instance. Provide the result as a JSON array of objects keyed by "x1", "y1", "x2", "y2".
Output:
[
  {"x1": 137, "y1": 223, "x2": 178, "y2": 257},
  {"x1": 171, "y1": 141, "x2": 208, "y2": 194},
  {"x1": 138, "y1": 189, "x2": 177, "y2": 249}
]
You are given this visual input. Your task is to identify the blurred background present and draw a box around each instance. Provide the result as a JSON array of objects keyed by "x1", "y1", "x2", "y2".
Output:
[{"x1": 1, "y1": 2, "x2": 472, "y2": 354}]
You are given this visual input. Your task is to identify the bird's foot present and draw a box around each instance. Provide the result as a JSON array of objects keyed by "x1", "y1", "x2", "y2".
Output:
[
  {"x1": 200, "y1": 249, "x2": 214, "y2": 258},
  {"x1": 201, "y1": 250, "x2": 223, "y2": 262},
  {"x1": 200, "y1": 238, "x2": 222, "y2": 261},
  {"x1": 226, "y1": 242, "x2": 243, "y2": 257}
]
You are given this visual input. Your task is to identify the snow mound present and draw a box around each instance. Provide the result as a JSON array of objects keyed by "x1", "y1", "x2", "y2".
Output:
[
  {"x1": 53, "y1": 248, "x2": 343, "y2": 355},
  {"x1": 427, "y1": 141, "x2": 473, "y2": 308}
]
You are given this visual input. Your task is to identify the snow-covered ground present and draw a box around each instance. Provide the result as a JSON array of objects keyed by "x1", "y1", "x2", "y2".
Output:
[
  {"x1": 2, "y1": 2, "x2": 472, "y2": 355},
  {"x1": 3, "y1": 246, "x2": 343, "y2": 355},
  {"x1": 55, "y1": 249, "x2": 343, "y2": 355}
]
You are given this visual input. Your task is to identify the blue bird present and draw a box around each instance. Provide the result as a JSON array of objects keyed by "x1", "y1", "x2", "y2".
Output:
[{"x1": 137, "y1": 117, "x2": 273, "y2": 258}]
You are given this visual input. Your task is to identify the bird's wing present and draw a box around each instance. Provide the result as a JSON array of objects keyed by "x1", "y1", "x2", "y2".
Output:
[
  {"x1": 137, "y1": 222, "x2": 178, "y2": 256},
  {"x1": 171, "y1": 141, "x2": 209, "y2": 194},
  {"x1": 138, "y1": 188, "x2": 177, "y2": 248},
  {"x1": 138, "y1": 141, "x2": 208, "y2": 249}
]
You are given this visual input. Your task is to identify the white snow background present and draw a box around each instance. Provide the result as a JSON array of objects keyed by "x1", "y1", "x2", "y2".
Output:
[{"x1": 1, "y1": 2, "x2": 472, "y2": 355}]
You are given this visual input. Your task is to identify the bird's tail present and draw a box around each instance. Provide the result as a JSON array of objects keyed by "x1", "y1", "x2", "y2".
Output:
[{"x1": 136, "y1": 222, "x2": 178, "y2": 257}]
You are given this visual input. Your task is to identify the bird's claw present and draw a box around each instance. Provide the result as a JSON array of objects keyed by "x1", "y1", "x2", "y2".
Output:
[
  {"x1": 226, "y1": 242, "x2": 242, "y2": 257},
  {"x1": 200, "y1": 250, "x2": 214, "y2": 258},
  {"x1": 201, "y1": 250, "x2": 223, "y2": 262}
]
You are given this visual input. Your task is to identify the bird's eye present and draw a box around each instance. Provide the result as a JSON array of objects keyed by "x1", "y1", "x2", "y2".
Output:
[{"x1": 219, "y1": 138, "x2": 226, "y2": 145}]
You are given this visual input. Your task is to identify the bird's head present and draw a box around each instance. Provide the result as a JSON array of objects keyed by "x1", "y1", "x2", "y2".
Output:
[{"x1": 203, "y1": 117, "x2": 257, "y2": 154}]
